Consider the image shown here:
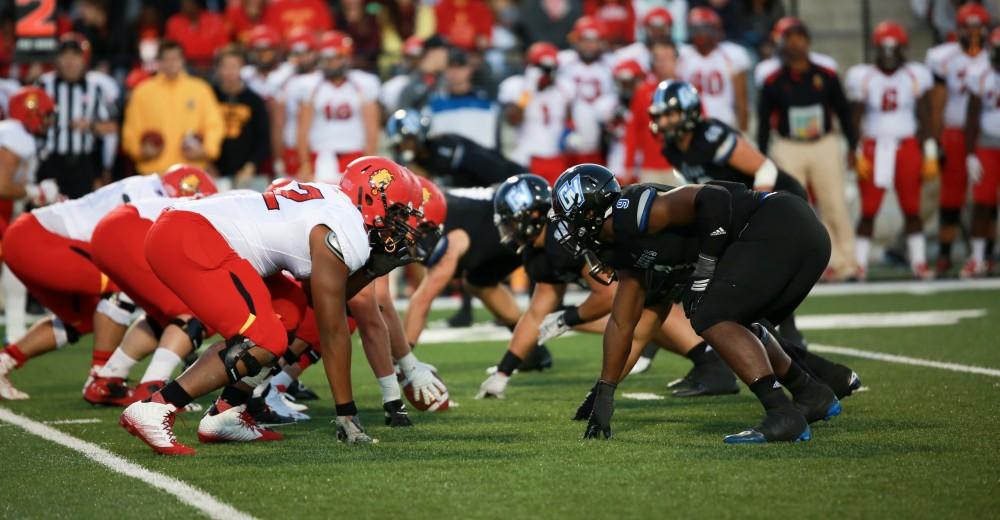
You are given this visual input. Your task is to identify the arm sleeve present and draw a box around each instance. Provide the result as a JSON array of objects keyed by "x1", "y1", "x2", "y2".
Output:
[{"x1": 693, "y1": 183, "x2": 733, "y2": 259}]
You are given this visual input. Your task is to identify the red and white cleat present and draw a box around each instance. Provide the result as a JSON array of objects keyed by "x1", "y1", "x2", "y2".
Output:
[
  {"x1": 83, "y1": 376, "x2": 133, "y2": 406},
  {"x1": 197, "y1": 404, "x2": 283, "y2": 444},
  {"x1": 130, "y1": 380, "x2": 166, "y2": 404},
  {"x1": 0, "y1": 353, "x2": 28, "y2": 400},
  {"x1": 120, "y1": 401, "x2": 195, "y2": 455},
  {"x1": 911, "y1": 262, "x2": 935, "y2": 281},
  {"x1": 959, "y1": 259, "x2": 988, "y2": 279}
]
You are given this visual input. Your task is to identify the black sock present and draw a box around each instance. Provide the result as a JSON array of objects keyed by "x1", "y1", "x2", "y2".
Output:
[
  {"x1": 155, "y1": 381, "x2": 193, "y2": 409},
  {"x1": 685, "y1": 342, "x2": 716, "y2": 366},
  {"x1": 220, "y1": 385, "x2": 250, "y2": 407},
  {"x1": 749, "y1": 375, "x2": 791, "y2": 412},
  {"x1": 939, "y1": 241, "x2": 953, "y2": 261},
  {"x1": 497, "y1": 351, "x2": 522, "y2": 376},
  {"x1": 640, "y1": 343, "x2": 659, "y2": 359},
  {"x1": 778, "y1": 362, "x2": 810, "y2": 394},
  {"x1": 335, "y1": 400, "x2": 358, "y2": 417}
]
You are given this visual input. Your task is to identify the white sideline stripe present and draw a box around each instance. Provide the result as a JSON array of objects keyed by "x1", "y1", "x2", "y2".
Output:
[
  {"x1": 621, "y1": 392, "x2": 665, "y2": 401},
  {"x1": 0, "y1": 407, "x2": 258, "y2": 520},
  {"x1": 811, "y1": 344, "x2": 1000, "y2": 378}
]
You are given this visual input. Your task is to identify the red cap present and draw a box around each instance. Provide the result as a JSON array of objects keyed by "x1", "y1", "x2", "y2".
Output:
[
  {"x1": 957, "y1": 3, "x2": 991, "y2": 28},
  {"x1": 771, "y1": 16, "x2": 807, "y2": 42},
  {"x1": 161, "y1": 164, "x2": 218, "y2": 198},
  {"x1": 247, "y1": 25, "x2": 280, "y2": 49},
  {"x1": 403, "y1": 36, "x2": 424, "y2": 57},
  {"x1": 613, "y1": 59, "x2": 644, "y2": 82},
  {"x1": 286, "y1": 28, "x2": 317, "y2": 53},
  {"x1": 527, "y1": 41, "x2": 559, "y2": 68},
  {"x1": 317, "y1": 31, "x2": 353, "y2": 58},
  {"x1": 7, "y1": 86, "x2": 55, "y2": 135},
  {"x1": 872, "y1": 20, "x2": 909, "y2": 48},
  {"x1": 688, "y1": 7, "x2": 722, "y2": 29},
  {"x1": 643, "y1": 7, "x2": 673, "y2": 30},
  {"x1": 339, "y1": 156, "x2": 420, "y2": 227},
  {"x1": 572, "y1": 16, "x2": 606, "y2": 41}
]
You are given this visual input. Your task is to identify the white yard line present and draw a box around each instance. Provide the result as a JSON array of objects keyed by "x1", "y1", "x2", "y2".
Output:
[
  {"x1": 811, "y1": 344, "x2": 1000, "y2": 378},
  {"x1": 0, "y1": 407, "x2": 258, "y2": 520},
  {"x1": 45, "y1": 418, "x2": 102, "y2": 425}
]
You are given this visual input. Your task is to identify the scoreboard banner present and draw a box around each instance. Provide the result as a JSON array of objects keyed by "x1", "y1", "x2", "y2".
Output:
[{"x1": 15, "y1": 0, "x2": 58, "y2": 61}]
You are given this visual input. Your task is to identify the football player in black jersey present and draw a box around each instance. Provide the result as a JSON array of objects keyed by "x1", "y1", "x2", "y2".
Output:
[
  {"x1": 386, "y1": 109, "x2": 526, "y2": 188},
  {"x1": 551, "y1": 164, "x2": 844, "y2": 444},
  {"x1": 477, "y1": 174, "x2": 739, "y2": 399},
  {"x1": 403, "y1": 184, "x2": 552, "y2": 370}
]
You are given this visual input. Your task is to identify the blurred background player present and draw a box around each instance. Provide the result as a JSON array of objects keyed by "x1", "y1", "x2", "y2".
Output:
[
  {"x1": 625, "y1": 39, "x2": 679, "y2": 184},
  {"x1": 606, "y1": 59, "x2": 645, "y2": 183},
  {"x1": 241, "y1": 25, "x2": 288, "y2": 101},
  {"x1": 678, "y1": 7, "x2": 751, "y2": 133},
  {"x1": 271, "y1": 28, "x2": 319, "y2": 177},
  {"x1": 926, "y1": 3, "x2": 990, "y2": 276},
  {"x1": 558, "y1": 16, "x2": 615, "y2": 165},
  {"x1": 846, "y1": 21, "x2": 937, "y2": 280},
  {"x1": 613, "y1": 6, "x2": 674, "y2": 70}
]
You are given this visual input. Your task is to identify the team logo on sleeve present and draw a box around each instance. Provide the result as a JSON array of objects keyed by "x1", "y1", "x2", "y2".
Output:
[
  {"x1": 368, "y1": 168, "x2": 394, "y2": 194},
  {"x1": 556, "y1": 175, "x2": 584, "y2": 212},
  {"x1": 505, "y1": 180, "x2": 533, "y2": 212}
]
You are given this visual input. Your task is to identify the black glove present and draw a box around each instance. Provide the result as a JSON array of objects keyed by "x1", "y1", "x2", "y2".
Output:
[
  {"x1": 364, "y1": 229, "x2": 418, "y2": 278},
  {"x1": 682, "y1": 254, "x2": 717, "y2": 318},
  {"x1": 582, "y1": 380, "x2": 616, "y2": 440},
  {"x1": 572, "y1": 382, "x2": 598, "y2": 421}
]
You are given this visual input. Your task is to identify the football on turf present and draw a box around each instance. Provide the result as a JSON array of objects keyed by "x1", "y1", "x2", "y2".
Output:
[{"x1": 403, "y1": 371, "x2": 450, "y2": 412}]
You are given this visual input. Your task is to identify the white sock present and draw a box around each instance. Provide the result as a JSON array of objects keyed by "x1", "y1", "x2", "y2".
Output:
[
  {"x1": 907, "y1": 233, "x2": 927, "y2": 267},
  {"x1": 855, "y1": 237, "x2": 871, "y2": 271},
  {"x1": 139, "y1": 349, "x2": 182, "y2": 383},
  {"x1": 96, "y1": 349, "x2": 138, "y2": 378},
  {"x1": 377, "y1": 374, "x2": 402, "y2": 403},
  {"x1": 270, "y1": 370, "x2": 294, "y2": 392},
  {"x1": 2, "y1": 266, "x2": 27, "y2": 341},
  {"x1": 971, "y1": 238, "x2": 987, "y2": 263}
]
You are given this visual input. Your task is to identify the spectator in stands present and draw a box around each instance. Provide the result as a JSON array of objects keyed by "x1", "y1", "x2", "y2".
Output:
[
  {"x1": 397, "y1": 35, "x2": 450, "y2": 109},
  {"x1": 517, "y1": 0, "x2": 583, "y2": 48},
  {"x1": 213, "y1": 46, "x2": 270, "y2": 191},
  {"x1": 333, "y1": 0, "x2": 382, "y2": 72},
  {"x1": 72, "y1": 0, "x2": 128, "y2": 76},
  {"x1": 426, "y1": 47, "x2": 499, "y2": 150},
  {"x1": 738, "y1": 0, "x2": 785, "y2": 56},
  {"x1": 757, "y1": 17, "x2": 858, "y2": 281},
  {"x1": 265, "y1": 0, "x2": 334, "y2": 40},
  {"x1": 435, "y1": 0, "x2": 494, "y2": 52},
  {"x1": 227, "y1": 0, "x2": 269, "y2": 44},
  {"x1": 125, "y1": 1, "x2": 162, "y2": 73},
  {"x1": 381, "y1": 36, "x2": 425, "y2": 113},
  {"x1": 122, "y1": 40, "x2": 224, "y2": 175},
  {"x1": 165, "y1": 0, "x2": 230, "y2": 75},
  {"x1": 37, "y1": 33, "x2": 120, "y2": 198},
  {"x1": 585, "y1": 0, "x2": 637, "y2": 48},
  {"x1": 378, "y1": 0, "x2": 436, "y2": 73}
]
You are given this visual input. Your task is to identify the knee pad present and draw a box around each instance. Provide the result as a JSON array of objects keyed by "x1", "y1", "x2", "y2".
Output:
[
  {"x1": 304, "y1": 347, "x2": 321, "y2": 364},
  {"x1": 751, "y1": 322, "x2": 771, "y2": 346},
  {"x1": 219, "y1": 335, "x2": 265, "y2": 384},
  {"x1": 51, "y1": 318, "x2": 81, "y2": 348},
  {"x1": 97, "y1": 292, "x2": 138, "y2": 326},
  {"x1": 146, "y1": 315, "x2": 166, "y2": 340},
  {"x1": 282, "y1": 344, "x2": 300, "y2": 365},
  {"x1": 168, "y1": 317, "x2": 206, "y2": 351},
  {"x1": 940, "y1": 208, "x2": 962, "y2": 227}
]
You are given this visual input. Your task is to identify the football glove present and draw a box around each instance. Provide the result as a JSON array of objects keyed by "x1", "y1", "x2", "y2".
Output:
[
  {"x1": 582, "y1": 380, "x2": 616, "y2": 440},
  {"x1": 921, "y1": 139, "x2": 940, "y2": 180},
  {"x1": 25, "y1": 179, "x2": 60, "y2": 206},
  {"x1": 681, "y1": 254, "x2": 716, "y2": 318},
  {"x1": 854, "y1": 149, "x2": 873, "y2": 181},
  {"x1": 538, "y1": 310, "x2": 572, "y2": 345},
  {"x1": 967, "y1": 154, "x2": 984, "y2": 185},
  {"x1": 403, "y1": 363, "x2": 446, "y2": 406},
  {"x1": 573, "y1": 382, "x2": 598, "y2": 421},
  {"x1": 475, "y1": 373, "x2": 508, "y2": 399}
]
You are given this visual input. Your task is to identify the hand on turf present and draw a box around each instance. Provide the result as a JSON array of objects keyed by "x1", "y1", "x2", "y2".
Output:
[
  {"x1": 681, "y1": 277, "x2": 710, "y2": 318},
  {"x1": 475, "y1": 373, "x2": 508, "y2": 399},
  {"x1": 573, "y1": 382, "x2": 598, "y2": 421},
  {"x1": 582, "y1": 380, "x2": 616, "y2": 440},
  {"x1": 406, "y1": 364, "x2": 446, "y2": 406},
  {"x1": 538, "y1": 310, "x2": 571, "y2": 345}
]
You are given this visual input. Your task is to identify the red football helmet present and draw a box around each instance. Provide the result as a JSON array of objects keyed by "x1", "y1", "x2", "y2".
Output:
[
  {"x1": 957, "y1": 3, "x2": 991, "y2": 28},
  {"x1": 339, "y1": 156, "x2": 420, "y2": 228},
  {"x1": 572, "y1": 16, "x2": 607, "y2": 41},
  {"x1": 266, "y1": 177, "x2": 295, "y2": 193},
  {"x1": 247, "y1": 25, "x2": 280, "y2": 49},
  {"x1": 286, "y1": 28, "x2": 318, "y2": 54},
  {"x1": 872, "y1": 20, "x2": 909, "y2": 48},
  {"x1": 8, "y1": 87, "x2": 56, "y2": 136},
  {"x1": 161, "y1": 164, "x2": 218, "y2": 198},
  {"x1": 417, "y1": 176, "x2": 446, "y2": 228},
  {"x1": 688, "y1": 7, "x2": 722, "y2": 30},
  {"x1": 58, "y1": 32, "x2": 92, "y2": 63},
  {"x1": 643, "y1": 7, "x2": 673, "y2": 30},
  {"x1": 318, "y1": 31, "x2": 353, "y2": 58},
  {"x1": 527, "y1": 42, "x2": 559, "y2": 69},
  {"x1": 613, "y1": 60, "x2": 645, "y2": 82},
  {"x1": 771, "y1": 16, "x2": 807, "y2": 43}
]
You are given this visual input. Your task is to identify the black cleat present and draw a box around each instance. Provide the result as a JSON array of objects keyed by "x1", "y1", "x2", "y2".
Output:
[
  {"x1": 724, "y1": 406, "x2": 810, "y2": 444},
  {"x1": 670, "y1": 361, "x2": 740, "y2": 398},
  {"x1": 286, "y1": 380, "x2": 320, "y2": 401},
  {"x1": 383, "y1": 399, "x2": 413, "y2": 427},
  {"x1": 792, "y1": 381, "x2": 842, "y2": 424},
  {"x1": 446, "y1": 306, "x2": 473, "y2": 328},
  {"x1": 247, "y1": 396, "x2": 297, "y2": 426},
  {"x1": 519, "y1": 344, "x2": 553, "y2": 372}
]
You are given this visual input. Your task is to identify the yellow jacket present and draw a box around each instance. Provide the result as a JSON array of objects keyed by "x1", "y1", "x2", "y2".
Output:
[{"x1": 122, "y1": 72, "x2": 224, "y2": 174}]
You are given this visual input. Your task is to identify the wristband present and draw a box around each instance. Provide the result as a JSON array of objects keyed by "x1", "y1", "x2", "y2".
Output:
[{"x1": 752, "y1": 159, "x2": 779, "y2": 189}]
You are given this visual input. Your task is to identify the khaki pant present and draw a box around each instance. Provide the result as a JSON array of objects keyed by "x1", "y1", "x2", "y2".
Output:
[{"x1": 771, "y1": 134, "x2": 858, "y2": 279}]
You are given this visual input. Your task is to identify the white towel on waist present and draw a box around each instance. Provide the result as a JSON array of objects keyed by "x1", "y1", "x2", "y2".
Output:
[
  {"x1": 314, "y1": 149, "x2": 341, "y2": 184},
  {"x1": 873, "y1": 138, "x2": 898, "y2": 189}
]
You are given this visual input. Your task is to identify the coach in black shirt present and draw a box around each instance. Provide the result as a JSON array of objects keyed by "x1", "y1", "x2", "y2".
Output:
[
  {"x1": 756, "y1": 17, "x2": 859, "y2": 281},
  {"x1": 213, "y1": 46, "x2": 270, "y2": 190}
]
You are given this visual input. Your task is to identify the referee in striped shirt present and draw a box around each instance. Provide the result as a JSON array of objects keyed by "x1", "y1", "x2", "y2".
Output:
[{"x1": 36, "y1": 33, "x2": 119, "y2": 199}]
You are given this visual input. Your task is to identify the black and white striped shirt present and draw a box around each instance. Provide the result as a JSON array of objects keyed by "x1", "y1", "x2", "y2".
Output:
[{"x1": 37, "y1": 70, "x2": 119, "y2": 157}]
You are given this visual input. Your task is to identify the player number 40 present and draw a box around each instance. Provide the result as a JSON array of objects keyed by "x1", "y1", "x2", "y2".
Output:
[{"x1": 262, "y1": 184, "x2": 325, "y2": 210}]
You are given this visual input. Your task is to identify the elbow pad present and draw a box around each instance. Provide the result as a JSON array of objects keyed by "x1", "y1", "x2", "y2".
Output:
[{"x1": 752, "y1": 159, "x2": 779, "y2": 190}]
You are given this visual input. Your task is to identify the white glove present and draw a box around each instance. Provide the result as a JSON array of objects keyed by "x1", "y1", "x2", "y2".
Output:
[
  {"x1": 475, "y1": 373, "x2": 508, "y2": 399},
  {"x1": 538, "y1": 310, "x2": 572, "y2": 345},
  {"x1": 398, "y1": 353, "x2": 445, "y2": 406},
  {"x1": 563, "y1": 132, "x2": 584, "y2": 152},
  {"x1": 25, "y1": 179, "x2": 61, "y2": 206},
  {"x1": 967, "y1": 154, "x2": 984, "y2": 185}
]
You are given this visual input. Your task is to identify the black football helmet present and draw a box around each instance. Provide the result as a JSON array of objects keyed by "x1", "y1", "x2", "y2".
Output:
[
  {"x1": 550, "y1": 164, "x2": 621, "y2": 285},
  {"x1": 386, "y1": 109, "x2": 430, "y2": 165},
  {"x1": 494, "y1": 173, "x2": 552, "y2": 252},
  {"x1": 648, "y1": 80, "x2": 702, "y2": 140}
]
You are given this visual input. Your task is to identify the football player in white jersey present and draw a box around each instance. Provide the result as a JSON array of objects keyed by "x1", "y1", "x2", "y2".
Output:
[
  {"x1": 499, "y1": 42, "x2": 573, "y2": 183},
  {"x1": 962, "y1": 28, "x2": 1000, "y2": 278},
  {"x1": 271, "y1": 28, "x2": 320, "y2": 176},
  {"x1": 241, "y1": 25, "x2": 287, "y2": 101},
  {"x1": 846, "y1": 21, "x2": 937, "y2": 280},
  {"x1": 926, "y1": 3, "x2": 990, "y2": 276},
  {"x1": 119, "y1": 157, "x2": 422, "y2": 454},
  {"x1": 297, "y1": 31, "x2": 380, "y2": 182},
  {"x1": 557, "y1": 16, "x2": 616, "y2": 165},
  {"x1": 677, "y1": 7, "x2": 751, "y2": 132},
  {"x1": 0, "y1": 165, "x2": 217, "y2": 401},
  {"x1": 754, "y1": 16, "x2": 839, "y2": 89}
]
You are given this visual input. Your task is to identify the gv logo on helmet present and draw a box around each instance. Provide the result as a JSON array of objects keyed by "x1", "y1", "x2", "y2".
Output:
[
  {"x1": 369, "y1": 168, "x2": 394, "y2": 195},
  {"x1": 556, "y1": 175, "x2": 584, "y2": 212},
  {"x1": 505, "y1": 180, "x2": 533, "y2": 213}
]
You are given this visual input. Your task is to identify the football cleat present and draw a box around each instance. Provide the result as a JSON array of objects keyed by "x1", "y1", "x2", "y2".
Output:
[
  {"x1": 197, "y1": 404, "x2": 283, "y2": 443},
  {"x1": 911, "y1": 262, "x2": 935, "y2": 281},
  {"x1": 383, "y1": 399, "x2": 413, "y2": 427},
  {"x1": 286, "y1": 380, "x2": 320, "y2": 401},
  {"x1": 247, "y1": 396, "x2": 297, "y2": 426},
  {"x1": 723, "y1": 407, "x2": 810, "y2": 444},
  {"x1": 119, "y1": 401, "x2": 195, "y2": 455},
  {"x1": 335, "y1": 415, "x2": 377, "y2": 444},
  {"x1": 475, "y1": 373, "x2": 508, "y2": 399},
  {"x1": 669, "y1": 361, "x2": 740, "y2": 398},
  {"x1": 959, "y1": 259, "x2": 989, "y2": 279},
  {"x1": 82, "y1": 367, "x2": 98, "y2": 396},
  {"x1": 83, "y1": 376, "x2": 134, "y2": 407},
  {"x1": 264, "y1": 386, "x2": 310, "y2": 421},
  {"x1": 130, "y1": 380, "x2": 166, "y2": 404},
  {"x1": 629, "y1": 356, "x2": 653, "y2": 375},
  {"x1": 0, "y1": 353, "x2": 28, "y2": 400},
  {"x1": 792, "y1": 381, "x2": 842, "y2": 423},
  {"x1": 518, "y1": 344, "x2": 553, "y2": 372}
]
